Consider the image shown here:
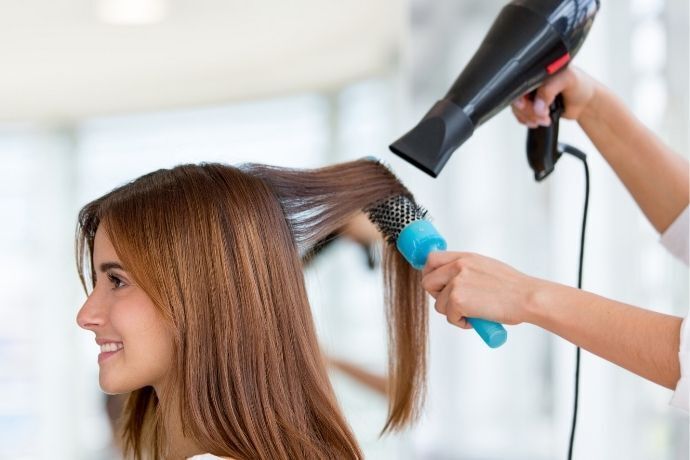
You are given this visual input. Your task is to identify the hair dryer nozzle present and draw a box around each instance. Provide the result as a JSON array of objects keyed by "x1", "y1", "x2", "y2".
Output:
[
  {"x1": 390, "y1": 99, "x2": 474, "y2": 178},
  {"x1": 390, "y1": 0, "x2": 599, "y2": 177}
]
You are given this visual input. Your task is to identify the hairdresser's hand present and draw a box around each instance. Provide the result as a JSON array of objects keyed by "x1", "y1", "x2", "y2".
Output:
[
  {"x1": 511, "y1": 66, "x2": 598, "y2": 128},
  {"x1": 422, "y1": 252, "x2": 547, "y2": 328},
  {"x1": 341, "y1": 212, "x2": 381, "y2": 246}
]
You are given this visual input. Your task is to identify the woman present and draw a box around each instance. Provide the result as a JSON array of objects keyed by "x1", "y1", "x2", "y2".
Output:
[{"x1": 76, "y1": 160, "x2": 428, "y2": 459}]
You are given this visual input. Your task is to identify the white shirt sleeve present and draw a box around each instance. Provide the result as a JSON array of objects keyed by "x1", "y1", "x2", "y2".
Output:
[
  {"x1": 670, "y1": 316, "x2": 689, "y2": 412},
  {"x1": 660, "y1": 205, "x2": 689, "y2": 412}
]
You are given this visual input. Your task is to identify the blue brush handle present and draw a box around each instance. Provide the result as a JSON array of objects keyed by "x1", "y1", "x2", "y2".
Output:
[{"x1": 396, "y1": 220, "x2": 507, "y2": 348}]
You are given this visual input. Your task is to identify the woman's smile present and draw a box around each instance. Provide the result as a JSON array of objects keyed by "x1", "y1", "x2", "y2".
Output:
[{"x1": 97, "y1": 339, "x2": 124, "y2": 364}]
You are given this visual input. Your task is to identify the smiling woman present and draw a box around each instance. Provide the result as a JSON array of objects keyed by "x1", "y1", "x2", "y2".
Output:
[
  {"x1": 77, "y1": 228, "x2": 175, "y2": 395},
  {"x1": 74, "y1": 159, "x2": 428, "y2": 460}
]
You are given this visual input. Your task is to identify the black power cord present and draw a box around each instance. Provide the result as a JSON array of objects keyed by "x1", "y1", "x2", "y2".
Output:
[{"x1": 559, "y1": 143, "x2": 590, "y2": 460}]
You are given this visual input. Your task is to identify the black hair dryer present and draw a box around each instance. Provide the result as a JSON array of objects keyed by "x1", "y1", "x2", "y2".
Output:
[{"x1": 390, "y1": 0, "x2": 599, "y2": 180}]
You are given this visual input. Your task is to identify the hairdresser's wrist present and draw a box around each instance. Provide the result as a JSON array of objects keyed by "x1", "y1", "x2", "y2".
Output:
[
  {"x1": 575, "y1": 80, "x2": 605, "y2": 125},
  {"x1": 522, "y1": 278, "x2": 569, "y2": 327}
]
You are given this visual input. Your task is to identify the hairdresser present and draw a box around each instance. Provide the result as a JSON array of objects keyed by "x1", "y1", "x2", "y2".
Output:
[{"x1": 421, "y1": 66, "x2": 689, "y2": 411}]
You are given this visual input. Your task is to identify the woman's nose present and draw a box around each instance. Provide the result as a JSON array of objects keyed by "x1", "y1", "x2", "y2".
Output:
[{"x1": 76, "y1": 292, "x2": 106, "y2": 331}]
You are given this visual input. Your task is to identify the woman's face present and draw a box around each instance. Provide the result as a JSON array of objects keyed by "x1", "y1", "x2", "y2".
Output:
[{"x1": 77, "y1": 225, "x2": 174, "y2": 394}]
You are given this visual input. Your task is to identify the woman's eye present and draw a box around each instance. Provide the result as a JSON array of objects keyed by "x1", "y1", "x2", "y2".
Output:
[{"x1": 106, "y1": 272, "x2": 125, "y2": 289}]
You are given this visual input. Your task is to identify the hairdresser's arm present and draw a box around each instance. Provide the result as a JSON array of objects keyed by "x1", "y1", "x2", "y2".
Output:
[
  {"x1": 512, "y1": 67, "x2": 689, "y2": 233},
  {"x1": 422, "y1": 251, "x2": 683, "y2": 390},
  {"x1": 328, "y1": 356, "x2": 388, "y2": 396}
]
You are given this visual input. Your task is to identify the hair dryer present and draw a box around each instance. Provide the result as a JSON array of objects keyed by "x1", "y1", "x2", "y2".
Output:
[{"x1": 390, "y1": 0, "x2": 599, "y2": 179}]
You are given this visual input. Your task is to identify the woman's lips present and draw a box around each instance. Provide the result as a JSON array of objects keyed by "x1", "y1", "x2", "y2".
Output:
[{"x1": 98, "y1": 347, "x2": 123, "y2": 364}]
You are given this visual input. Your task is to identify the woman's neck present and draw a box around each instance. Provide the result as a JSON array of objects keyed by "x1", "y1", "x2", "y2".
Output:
[
  {"x1": 167, "y1": 411, "x2": 207, "y2": 459},
  {"x1": 155, "y1": 384, "x2": 207, "y2": 460}
]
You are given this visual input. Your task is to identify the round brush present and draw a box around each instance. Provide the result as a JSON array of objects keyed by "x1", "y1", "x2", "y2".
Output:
[{"x1": 366, "y1": 195, "x2": 507, "y2": 348}]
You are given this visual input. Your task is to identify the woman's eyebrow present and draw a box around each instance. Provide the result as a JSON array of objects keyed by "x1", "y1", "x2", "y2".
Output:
[{"x1": 99, "y1": 261, "x2": 125, "y2": 272}]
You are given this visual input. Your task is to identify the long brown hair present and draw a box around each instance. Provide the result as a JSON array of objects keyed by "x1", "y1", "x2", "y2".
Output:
[{"x1": 76, "y1": 159, "x2": 427, "y2": 459}]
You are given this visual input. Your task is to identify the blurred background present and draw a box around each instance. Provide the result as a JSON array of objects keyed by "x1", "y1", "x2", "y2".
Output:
[{"x1": 0, "y1": 0, "x2": 688, "y2": 458}]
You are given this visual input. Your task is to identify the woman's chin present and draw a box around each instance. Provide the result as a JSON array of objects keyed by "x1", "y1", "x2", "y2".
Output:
[{"x1": 99, "y1": 374, "x2": 135, "y2": 395}]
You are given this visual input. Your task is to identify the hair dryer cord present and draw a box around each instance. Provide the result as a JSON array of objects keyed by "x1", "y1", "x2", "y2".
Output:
[{"x1": 559, "y1": 142, "x2": 590, "y2": 460}]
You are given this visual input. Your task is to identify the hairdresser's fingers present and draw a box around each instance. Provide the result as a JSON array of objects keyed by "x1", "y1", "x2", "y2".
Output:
[
  {"x1": 436, "y1": 279, "x2": 472, "y2": 330},
  {"x1": 510, "y1": 101, "x2": 527, "y2": 117},
  {"x1": 511, "y1": 105, "x2": 540, "y2": 129},
  {"x1": 423, "y1": 251, "x2": 471, "y2": 276},
  {"x1": 533, "y1": 70, "x2": 571, "y2": 117},
  {"x1": 431, "y1": 294, "x2": 447, "y2": 315},
  {"x1": 510, "y1": 104, "x2": 526, "y2": 121},
  {"x1": 512, "y1": 95, "x2": 527, "y2": 111},
  {"x1": 422, "y1": 259, "x2": 464, "y2": 294},
  {"x1": 426, "y1": 289, "x2": 441, "y2": 301},
  {"x1": 449, "y1": 315, "x2": 472, "y2": 330},
  {"x1": 514, "y1": 68, "x2": 585, "y2": 123},
  {"x1": 511, "y1": 96, "x2": 532, "y2": 118},
  {"x1": 515, "y1": 98, "x2": 552, "y2": 127},
  {"x1": 429, "y1": 277, "x2": 448, "y2": 315},
  {"x1": 511, "y1": 95, "x2": 552, "y2": 127},
  {"x1": 423, "y1": 256, "x2": 480, "y2": 329}
]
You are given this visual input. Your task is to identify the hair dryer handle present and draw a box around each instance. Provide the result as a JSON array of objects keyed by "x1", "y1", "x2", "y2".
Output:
[{"x1": 526, "y1": 94, "x2": 565, "y2": 181}]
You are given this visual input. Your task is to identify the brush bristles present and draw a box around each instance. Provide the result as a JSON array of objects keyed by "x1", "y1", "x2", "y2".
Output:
[{"x1": 365, "y1": 195, "x2": 428, "y2": 244}]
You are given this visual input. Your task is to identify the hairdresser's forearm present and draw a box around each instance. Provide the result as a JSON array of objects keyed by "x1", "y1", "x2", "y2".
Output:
[
  {"x1": 329, "y1": 358, "x2": 388, "y2": 396},
  {"x1": 525, "y1": 281, "x2": 682, "y2": 389},
  {"x1": 578, "y1": 85, "x2": 689, "y2": 233}
]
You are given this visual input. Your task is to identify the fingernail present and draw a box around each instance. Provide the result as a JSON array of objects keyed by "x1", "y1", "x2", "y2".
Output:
[
  {"x1": 538, "y1": 117, "x2": 551, "y2": 127},
  {"x1": 514, "y1": 98, "x2": 525, "y2": 109},
  {"x1": 533, "y1": 98, "x2": 546, "y2": 116},
  {"x1": 527, "y1": 122, "x2": 539, "y2": 129}
]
